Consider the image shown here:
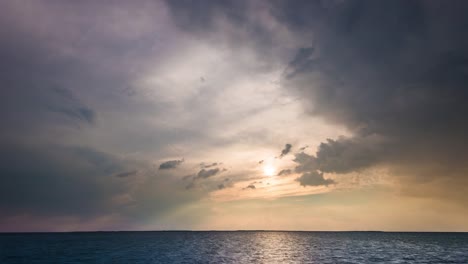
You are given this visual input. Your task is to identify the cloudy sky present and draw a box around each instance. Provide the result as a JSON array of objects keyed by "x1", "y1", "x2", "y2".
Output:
[{"x1": 1, "y1": 0, "x2": 468, "y2": 232}]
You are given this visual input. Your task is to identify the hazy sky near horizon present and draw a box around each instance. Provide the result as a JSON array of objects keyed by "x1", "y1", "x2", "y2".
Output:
[{"x1": 1, "y1": 0, "x2": 468, "y2": 232}]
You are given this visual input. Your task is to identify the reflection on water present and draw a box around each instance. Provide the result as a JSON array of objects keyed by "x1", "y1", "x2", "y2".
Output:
[{"x1": 1, "y1": 231, "x2": 468, "y2": 263}]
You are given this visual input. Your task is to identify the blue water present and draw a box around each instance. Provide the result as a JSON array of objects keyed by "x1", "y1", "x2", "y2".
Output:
[{"x1": 1, "y1": 231, "x2": 467, "y2": 263}]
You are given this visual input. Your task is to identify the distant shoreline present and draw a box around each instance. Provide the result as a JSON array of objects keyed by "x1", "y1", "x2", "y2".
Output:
[{"x1": 1, "y1": 230, "x2": 467, "y2": 234}]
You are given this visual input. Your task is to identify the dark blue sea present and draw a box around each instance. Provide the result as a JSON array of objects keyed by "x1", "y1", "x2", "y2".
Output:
[{"x1": 1, "y1": 231, "x2": 467, "y2": 263}]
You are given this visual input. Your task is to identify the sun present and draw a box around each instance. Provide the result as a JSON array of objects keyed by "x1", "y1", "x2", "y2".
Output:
[{"x1": 263, "y1": 165, "x2": 276, "y2": 176}]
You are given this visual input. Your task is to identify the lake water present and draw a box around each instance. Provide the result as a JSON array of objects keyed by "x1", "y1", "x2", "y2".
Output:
[{"x1": 1, "y1": 231, "x2": 467, "y2": 263}]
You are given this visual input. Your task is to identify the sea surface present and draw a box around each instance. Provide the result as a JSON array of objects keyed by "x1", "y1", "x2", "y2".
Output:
[{"x1": 1, "y1": 231, "x2": 468, "y2": 263}]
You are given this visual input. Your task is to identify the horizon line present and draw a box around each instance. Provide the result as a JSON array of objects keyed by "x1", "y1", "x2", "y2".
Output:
[{"x1": 1, "y1": 230, "x2": 468, "y2": 234}]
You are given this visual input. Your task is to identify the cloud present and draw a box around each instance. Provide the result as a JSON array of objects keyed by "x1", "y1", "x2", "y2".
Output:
[
  {"x1": 296, "y1": 171, "x2": 335, "y2": 187},
  {"x1": 184, "y1": 167, "x2": 228, "y2": 190},
  {"x1": 293, "y1": 152, "x2": 316, "y2": 173},
  {"x1": 279, "y1": 1, "x2": 468, "y2": 199},
  {"x1": 185, "y1": 181, "x2": 196, "y2": 190},
  {"x1": 159, "y1": 159, "x2": 184, "y2": 170},
  {"x1": 47, "y1": 87, "x2": 96, "y2": 125},
  {"x1": 2, "y1": 0, "x2": 468, "y2": 231},
  {"x1": 182, "y1": 175, "x2": 193, "y2": 181},
  {"x1": 0, "y1": 142, "x2": 131, "y2": 217},
  {"x1": 49, "y1": 107, "x2": 96, "y2": 125},
  {"x1": 196, "y1": 168, "x2": 220, "y2": 179},
  {"x1": 292, "y1": 151, "x2": 336, "y2": 187},
  {"x1": 0, "y1": 0, "x2": 318, "y2": 231},
  {"x1": 294, "y1": 135, "x2": 388, "y2": 174},
  {"x1": 200, "y1": 162, "x2": 219, "y2": 168},
  {"x1": 279, "y1": 143, "x2": 292, "y2": 158},
  {"x1": 165, "y1": 0, "x2": 248, "y2": 32},
  {"x1": 244, "y1": 184, "x2": 256, "y2": 190},
  {"x1": 277, "y1": 169, "x2": 292, "y2": 176},
  {"x1": 0, "y1": 138, "x2": 206, "y2": 231},
  {"x1": 115, "y1": 170, "x2": 138, "y2": 178}
]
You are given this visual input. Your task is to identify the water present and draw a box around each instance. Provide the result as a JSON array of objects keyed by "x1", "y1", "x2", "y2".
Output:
[{"x1": 1, "y1": 231, "x2": 467, "y2": 263}]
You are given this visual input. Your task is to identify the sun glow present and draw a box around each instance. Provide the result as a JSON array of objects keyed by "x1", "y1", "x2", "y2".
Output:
[{"x1": 263, "y1": 165, "x2": 276, "y2": 176}]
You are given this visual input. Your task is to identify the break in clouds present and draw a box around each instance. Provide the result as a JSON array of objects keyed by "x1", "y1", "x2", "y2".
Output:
[{"x1": 1, "y1": 0, "x2": 468, "y2": 231}]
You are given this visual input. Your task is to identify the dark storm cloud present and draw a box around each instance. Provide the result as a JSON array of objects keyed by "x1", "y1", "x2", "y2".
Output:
[
  {"x1": 0, "y1": 140, "x2": 203, "y2": 231},
  {"x1": 0, "y1": 1, "x2": 150, "y2": 139},
  {"x1": 0, "y1": 1, "x2": 192, "y2": 156},
  {"x1": 287, "y1": 47, "x2": 315, "y2": 75},
  {"x1": 279, "y1": 144, "x2": 292, "y2": 158},
  {"x1": 0, "y1": 0, "x2": 275, "y2": 230},
  {"x1": 159, "y1": 159, "x2": 184, "y2": 170},
  {"x1": 165, "y1": 0, "x2": 248, "y2": 31},
  {"x1": 2, "y1": 0, "x2": 468, "y2": 230},
  {"x1": 296, "y1": 171, "x2": 335, "y2": 187},
  {"x1": 1, "y1": 78, "x2": 98, "y2": 137},
  {"x1": 280, "y1": 0, "x2": 468, "y2": 196},
  {"x1": 0, "y1": 142, "x2": 129, "y2": 216},
  {"x1": 0, "y1": 0, "x2": 202, "y2": 226},
  {"x1": 164, "y1": 0, "x2": 292, "y2": 61},
  {"x1": 294, "y1": 136, "x2": 388, "y2": 175}
]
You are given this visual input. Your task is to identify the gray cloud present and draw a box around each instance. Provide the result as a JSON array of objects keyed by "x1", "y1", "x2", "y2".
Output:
[
  {"x1": 296, "y1": 171, "x2": 335, "y2": 187},
  {"x1": 48, "y1": 107, "x2": 96, "y2": 125},
  {"x1": 293, "y1": 152, "x2": 316, "y2": 173},
  {"x1": 47, "y1": 87, "x2": 96, "y2": 125},
  {"x1": 292, "y1": 152, "x2": 336, "y2": 187},
  {"x1": 159, "y1": 159, "x2": 184, "y2": 170},
  {"x1": 182, "y1": 174, "x2": 193, "y2": 181},
  {"x1": 115, "y1": 170, "x2": 138, "y2": 178},
  {"x1": 165, "y1": 0, "x2": 248, "y2": 32},
  {"x1": 185, "y1": 181, "x2": 196, "y2": 190},
  {"x1": 200, "y1": 162, "x2": 219, "y2": 168},
  {"x1": 0, "y1": 0, "x2": 216, "y2": 159},
  {"x1": 277, "y1": 169, "x2": 292, "y2": 176},
  {"x1": 244, "y1": 184, "x2": 256, "y2": 190},
  {"x1": 279, "y1": 1, "x2": 468, "y2": 198},
  {"x1": 164, "y1": 0, "x2": 296, "y2": 64},
  {"x1": 279, "y1": 143, "x2": 292, "y2": 158},
  {"x1": 0, "y1": 0, "x2": 294, "y2": 231},
  {"x1": 299, "y1": 145, "x2": 309, "y2": 151},
  {"x1": 0, "y1": 142, "x2": 130, "y2": 217},
  {"x1": 0, "y1": 140, "x2": 204, "y2": 231},
  {"x1": 196, "y1": 168, "x2": 220, "y2": 179},
  {"x1": 294, "y1": 135, "x2": 388, "y2": 175},
  {"x1": 184, "y1": 167, "x2": 228, "y2": 190},
  {"x1": 3, "y1": 0, "x2": 468, "y2": 231}
]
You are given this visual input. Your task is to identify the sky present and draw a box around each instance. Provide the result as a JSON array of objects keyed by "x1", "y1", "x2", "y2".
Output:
[{"x1": 1, "y1": 0, "x2": 468, "y2": 232}]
